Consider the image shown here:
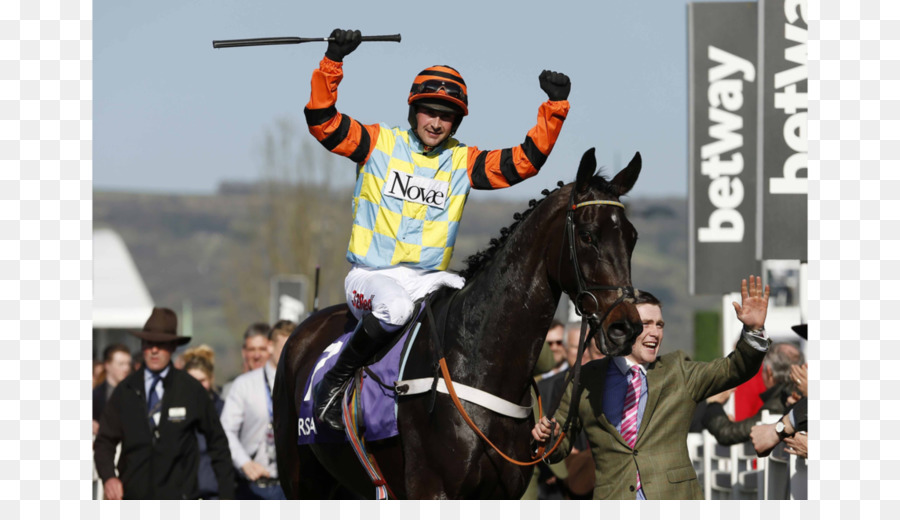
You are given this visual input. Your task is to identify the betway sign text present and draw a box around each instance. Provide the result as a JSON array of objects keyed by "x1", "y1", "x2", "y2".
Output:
[
  {"x1": 688, "y1": 2, "x2": 760, "y2": 294},
  {"x1": 699, "y1": 47, "x2": 755, "y2": 243}
]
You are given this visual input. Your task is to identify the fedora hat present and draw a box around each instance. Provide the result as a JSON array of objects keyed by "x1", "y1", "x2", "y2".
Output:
[
  {"x1": 129, "y1": 307, "x2": 191, "y2": 346},
  {"x1": 791, "y1": 323, "x2": 807, "y2": 340}
]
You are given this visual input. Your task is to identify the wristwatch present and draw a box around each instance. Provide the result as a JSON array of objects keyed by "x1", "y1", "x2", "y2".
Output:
[{"x1": 775, "y1": 420, "x2": 789, "y2": 440}]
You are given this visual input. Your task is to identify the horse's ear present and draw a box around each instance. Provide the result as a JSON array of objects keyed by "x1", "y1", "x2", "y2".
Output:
[
  {"x1": 610, "y1": 152, "x2": 641, "y2": 197},
  {"x1": 575, "y1": 148, "x2": 597, "y2": 194}
]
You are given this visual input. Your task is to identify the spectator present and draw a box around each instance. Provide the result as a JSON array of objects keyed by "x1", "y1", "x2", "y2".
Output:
[
  {"x1": 268, "y1": 319, "x2": 297, "y2": 366},
  {"x1": 94, "y1": 307, "x2": 234, "y2": 499},
  {"x1": 219, "y1": 320, "x2": 294, "y2": 499},
  {"x1": 533, "y1": 276, "x2": 771, "y2": 499},
  {"x1": 535, "y1": 320, "x2": 568, "y2": 381},
  {"x1": 750, "y1": 322, "x2": 809, "y2": 458},
  {"x1": 750, "y1": 396, "x2": 807, "y2": 457},
  {"x1": 92, "y1": 360, "x2": 105, "y2": 389},
  {"x1": 92, "y1": 344, "x2": 132, "y2": 436},
  {"x1": 702, "y1": 342, "x2": 804, "y2": 445},
  {"x1": 183, "y1": 344, "x2": 227, "y2": 499},
  {"x1": 222, "y1": 322, "x2": 271, "y2": 399}
]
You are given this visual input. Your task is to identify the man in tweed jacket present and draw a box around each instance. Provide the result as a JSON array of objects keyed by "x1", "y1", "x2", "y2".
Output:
[{"x1": 533, "y1": 276, "x2": 770, "y2": 499}]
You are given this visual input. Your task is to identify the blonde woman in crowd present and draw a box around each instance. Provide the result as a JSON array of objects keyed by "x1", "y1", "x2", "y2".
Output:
[{"x1": 183, "y1": 344, "x2": 229, "y2": 499}]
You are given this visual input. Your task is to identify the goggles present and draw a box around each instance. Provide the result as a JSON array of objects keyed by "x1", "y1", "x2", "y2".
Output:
[{"x1": 411, "y1": 79, "x2": 468, "y2": 105}]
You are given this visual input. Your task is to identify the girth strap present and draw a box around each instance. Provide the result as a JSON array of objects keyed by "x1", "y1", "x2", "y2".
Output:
[{"x1": 395, "y1": 376, "x2": 534, "y2": 419}]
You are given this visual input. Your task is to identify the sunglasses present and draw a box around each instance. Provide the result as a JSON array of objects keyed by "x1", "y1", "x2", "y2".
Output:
[{"x1": 411, "y1": 80, "x2": 468, "y2": 104}]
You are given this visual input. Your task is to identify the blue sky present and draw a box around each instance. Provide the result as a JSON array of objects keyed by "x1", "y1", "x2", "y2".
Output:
[{"x1": 94, "y1": 0, "x2": 734, "y2": 200}]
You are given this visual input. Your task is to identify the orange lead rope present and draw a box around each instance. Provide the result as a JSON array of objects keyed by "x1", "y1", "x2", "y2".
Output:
[{"x1": 438, "y1": 358, "x2": 567, "y2": 467}]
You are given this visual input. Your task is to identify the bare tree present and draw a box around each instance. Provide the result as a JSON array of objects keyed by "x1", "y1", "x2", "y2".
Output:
[{"x1": 220, "y1": 118, "x2": 353, "y2": 340}]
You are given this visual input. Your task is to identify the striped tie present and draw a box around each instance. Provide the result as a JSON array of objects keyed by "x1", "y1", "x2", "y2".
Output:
[
  {"x1": 621, "y1": 365, "x2": 642, "y2": 491},
  {"x1": 147, "y1": 373, "x2": 162, "y2": 425}
]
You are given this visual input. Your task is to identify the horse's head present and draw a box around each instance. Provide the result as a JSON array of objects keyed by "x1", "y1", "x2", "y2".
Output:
[{"x1": 552, "y1": 148, "x2": 643, "y2": 357}]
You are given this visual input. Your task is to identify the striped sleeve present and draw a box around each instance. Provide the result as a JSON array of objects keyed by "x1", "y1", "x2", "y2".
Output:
[
  {"x1": 305, "y1": 57, "x2": 380, "y2": 164},
  {"x1": 467, "y1": 100, "x2": 570, "y2": 190}
]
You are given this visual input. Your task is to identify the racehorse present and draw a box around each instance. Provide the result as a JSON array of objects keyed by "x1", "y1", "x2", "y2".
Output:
[{"x1": 274, "y1": 148, "x2": 644, "y2": 499}]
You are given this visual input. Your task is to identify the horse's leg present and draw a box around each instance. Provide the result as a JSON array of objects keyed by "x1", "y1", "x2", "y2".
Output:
[
  {"x1": 275, "y1": 305, "x2": 356, "y2": 499},
  {"x1": 274, "y1": 330, "x2": 303, "y2": 498}
]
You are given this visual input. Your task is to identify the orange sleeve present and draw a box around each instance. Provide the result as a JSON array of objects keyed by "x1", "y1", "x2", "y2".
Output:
[
  {"x1": 305, "y1": 57, "x2": 380, "y2": 164},
  {"x1": 466, "y1": 100, "x2": 570, "y2": 190}
]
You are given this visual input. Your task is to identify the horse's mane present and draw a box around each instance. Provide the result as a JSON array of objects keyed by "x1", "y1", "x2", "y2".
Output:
[{"x1": 459, "y1": 172, "x2": 615, "y2": 281}]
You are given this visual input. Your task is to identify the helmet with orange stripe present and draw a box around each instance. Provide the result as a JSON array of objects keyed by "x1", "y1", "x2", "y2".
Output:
[{"x1": 407, "y1": 65, "x2": 468, "y2": 141}]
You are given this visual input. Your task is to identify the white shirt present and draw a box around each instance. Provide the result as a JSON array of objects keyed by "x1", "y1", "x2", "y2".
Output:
[{"x1": 220, "y1": 363, "x2": 278, "y2": 477}]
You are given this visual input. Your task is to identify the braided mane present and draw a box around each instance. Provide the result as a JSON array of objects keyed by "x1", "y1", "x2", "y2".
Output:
[{"x1": 459, "y1": 172, "x2": 615, "y2": 281}]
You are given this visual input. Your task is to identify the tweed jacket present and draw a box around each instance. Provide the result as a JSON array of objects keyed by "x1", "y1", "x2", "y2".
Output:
[{"x1": 548, "y1": 336, "x2": 766, "y2": 500}]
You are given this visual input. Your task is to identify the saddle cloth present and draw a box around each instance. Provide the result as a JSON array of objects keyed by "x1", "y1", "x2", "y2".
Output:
[{"x1": 296, "y1": 301, "x2": 426, "y2": 444}]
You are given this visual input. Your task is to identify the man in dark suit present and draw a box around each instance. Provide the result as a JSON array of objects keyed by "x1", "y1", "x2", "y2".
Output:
[
  {"x1": 533, "y1": 276, "x2": 771, "y2": 499},
  {"x1": 92, "y1": 344, "x2": 132, "y2": 436},
  {"x1": 94, "y1": 307, "x2": 234, "y2": 499}
]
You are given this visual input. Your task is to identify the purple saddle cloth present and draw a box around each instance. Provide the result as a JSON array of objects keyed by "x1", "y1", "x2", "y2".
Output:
[{"x1": 297, "y1": 302, "x2": 424, "y2": 444}]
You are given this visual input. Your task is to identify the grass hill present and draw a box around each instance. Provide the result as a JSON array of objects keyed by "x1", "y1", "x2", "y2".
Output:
[{"x1": 94, "y1": 186, "x2": 719, "y2": 384}]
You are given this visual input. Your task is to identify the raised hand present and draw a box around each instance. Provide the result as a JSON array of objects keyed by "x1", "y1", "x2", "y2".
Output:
[
  {"x1": 732, "y1": 275, "x2": 769, "y2": 331},
  {"x1": 539, "y1": 70, "x2": 571, "y2": 101},
  {"x1": 791, "y1": 363, "x2": 808, "y2": 397},
  {"x1": 325, "y1": 28, "x2": 361, "y2": 62}
]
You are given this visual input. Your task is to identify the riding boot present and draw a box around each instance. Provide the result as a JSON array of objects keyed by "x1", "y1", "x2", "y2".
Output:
[{"x1": 314, "y1": 313, "x2": 395, "y2": 430}]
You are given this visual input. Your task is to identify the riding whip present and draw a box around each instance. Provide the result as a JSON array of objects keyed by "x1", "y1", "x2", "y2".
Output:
[
  {"x1": 212, "y1": 34, "x2": 401, "y2": 49},
  {"x1": 313, "y1": 265, "x2": 320, "y2": 313}
]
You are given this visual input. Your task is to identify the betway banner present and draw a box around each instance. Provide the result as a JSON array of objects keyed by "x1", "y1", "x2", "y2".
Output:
[
  {"x1": 758, "y1": 0, "x2": 808, "y2": 261},
  {"x1": 688, "y1": 2, "x2": 761, "y2": 295}
]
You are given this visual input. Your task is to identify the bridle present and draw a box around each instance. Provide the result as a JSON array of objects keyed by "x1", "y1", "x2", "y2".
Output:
[
  {"x1": 560, "y1": 186, "x2": 637, "y2": 354},
  {"x1": 538, "y1": 187, "x2": 639, "y2": 458}
]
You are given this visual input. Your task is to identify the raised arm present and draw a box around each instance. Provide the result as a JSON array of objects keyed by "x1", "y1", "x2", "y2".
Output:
[
  {"x1": 467, "y1": 71, "x2": 571, "y2": 190},
  {"x1": 305, "y1": 29, "x2": 381, "y2": 164}
]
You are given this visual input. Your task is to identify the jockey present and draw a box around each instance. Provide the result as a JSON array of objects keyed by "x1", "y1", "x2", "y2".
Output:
[{"x1": 307, "y1": 28, "x2": 572, "y2": 430}]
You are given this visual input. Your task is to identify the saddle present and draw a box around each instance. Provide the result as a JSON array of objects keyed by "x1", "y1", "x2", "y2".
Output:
[{"x1": 296, "y1": 298, "x2": 432, "y2": 445}]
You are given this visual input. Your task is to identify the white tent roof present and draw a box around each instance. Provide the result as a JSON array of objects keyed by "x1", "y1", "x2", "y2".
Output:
[{"x1": 93, "y1": 228, "x2": 154, "y2": 329}]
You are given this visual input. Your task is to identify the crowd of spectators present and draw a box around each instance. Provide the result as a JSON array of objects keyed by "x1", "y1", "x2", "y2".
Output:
[
  {"x1": 92, "y1": 307, "x2": 297, "y2": 500},
  {"x1": 94, "y1": 288, "x2": 808, "y2": 501}
]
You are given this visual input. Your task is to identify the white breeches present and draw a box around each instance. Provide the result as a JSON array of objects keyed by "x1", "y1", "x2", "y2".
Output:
[{"x1": 344, "y1": 265, "x2": 465, "y2": 332}]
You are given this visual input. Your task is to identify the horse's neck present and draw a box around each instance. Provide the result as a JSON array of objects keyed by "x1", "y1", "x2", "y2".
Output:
[{"x1": 448, "y1": 199, "x2": 564, "y2": 396}]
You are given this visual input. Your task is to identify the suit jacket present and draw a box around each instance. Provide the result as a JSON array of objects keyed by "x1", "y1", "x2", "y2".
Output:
[
  {"x1": 92, "y1": 381, "x2": 111, "y2": 422},
  {"x1": 93, "y1": 365, "x2": 235, "y2": 499},
  {"x1": 703, "y1": 381, "x2": 791, "y2": 446},
  {"x1": 789, "y1": 396, "x2": 807, "y2": 431},
  {"x1": 548, "y1": 337, "x2": 766, "y2": 500}
]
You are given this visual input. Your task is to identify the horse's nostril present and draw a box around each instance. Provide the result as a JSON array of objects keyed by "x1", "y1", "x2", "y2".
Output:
[{"x1": 607, "y1": 322, "x2": 631, "y2": 345}]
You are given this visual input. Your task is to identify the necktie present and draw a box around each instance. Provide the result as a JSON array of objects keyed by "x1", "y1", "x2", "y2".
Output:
[
  {"x1": 147, "y1": 373, "x2": 162, "y2": 423},
  {"x1": 621, "y1": 365, "x2": 642, "y2": 492}
]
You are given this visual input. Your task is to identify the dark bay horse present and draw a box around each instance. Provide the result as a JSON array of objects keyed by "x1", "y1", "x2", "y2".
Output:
[{"x1": 274, "y1": 148, "x2": 643, "y2": 499}]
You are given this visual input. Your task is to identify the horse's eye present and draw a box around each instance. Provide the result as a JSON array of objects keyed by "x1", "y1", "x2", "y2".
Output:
[{"x1": 579, "y1": 231, "x2": 592, "y2": 243}]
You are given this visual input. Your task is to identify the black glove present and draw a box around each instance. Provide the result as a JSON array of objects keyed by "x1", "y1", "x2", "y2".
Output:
[
  {"x1": 325, "y1": 28, "x2": 361, "y2": 62},
  {"x1": 539, "y1": 70, "x2": 571, "y2": 102}
]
